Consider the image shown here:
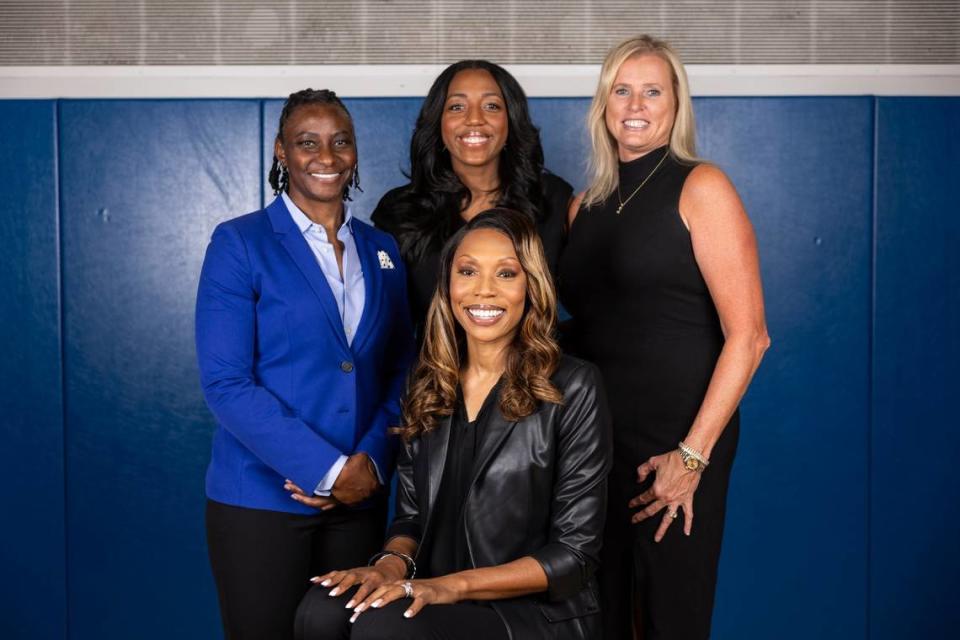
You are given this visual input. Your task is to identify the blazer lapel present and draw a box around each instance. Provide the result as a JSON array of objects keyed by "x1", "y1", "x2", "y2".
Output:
[
  {"x1": 422, "y1": 415, "x2": 452, "y2": 521},
  {"x1": 267, "y1": 197, "x2": 349, "y2": 350},
  {"x1": 349, "y1": 223, "x2": 384, "y2": 354},
  {"x1": 470, "y1": 408, "x2": 518, "y2": 488}
]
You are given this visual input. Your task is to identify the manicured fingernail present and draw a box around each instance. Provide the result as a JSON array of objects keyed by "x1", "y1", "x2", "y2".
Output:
[
  {"x1": 371, "y1": 599, "x2": 382, "y2": 608},
  {"x1": 329, "y1": 588, "x2": 340, "y2": 596},
  {"x1": 320, "y1": 579, "x2": 331, "y2": 586},
  {"x1": 349, "y1": 611, "x2": 360, "y2": 624},
  {"x1": 403, "y1": 610, "x2": 413, "y2": 618},
  {"x1": 345, "y1": 600, "x2": 355, "y2": 608}
]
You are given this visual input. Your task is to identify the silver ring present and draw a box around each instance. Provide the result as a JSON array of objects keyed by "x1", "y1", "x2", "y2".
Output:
[
  {"x1": 670, "y1": 509, "x2": 679, "y2": 519},
  {"x1": 401, "y1": 581, "x2": 414, "y2": 598}
]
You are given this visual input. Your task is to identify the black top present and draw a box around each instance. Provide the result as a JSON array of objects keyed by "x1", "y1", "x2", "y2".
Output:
[
  {"x1": 371, "y1": 172, "x2": 573, "y2": 335},
  {"x1": 425, "y1": 380, "x2": 500, "y2": 577},
  {"x1": 558, "y1": 146, "x2": 736, "y2": 464}
]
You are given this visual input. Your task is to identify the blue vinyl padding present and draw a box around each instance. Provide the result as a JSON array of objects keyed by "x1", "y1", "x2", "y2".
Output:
[{"x1": 0, "y1": 95, "x2": 956, "y2": 639}]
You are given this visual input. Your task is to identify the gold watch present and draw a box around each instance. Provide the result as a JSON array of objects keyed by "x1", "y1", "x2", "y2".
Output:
[{"x1": 678, "y1": 441, "x2": 709, "y2": 473}]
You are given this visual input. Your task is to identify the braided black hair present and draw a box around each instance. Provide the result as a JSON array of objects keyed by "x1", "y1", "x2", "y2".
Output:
[{"x1": 269, "y1": 88, "x2": 362, "y2": 200}]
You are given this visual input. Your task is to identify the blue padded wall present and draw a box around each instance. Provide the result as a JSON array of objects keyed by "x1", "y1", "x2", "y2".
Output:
[
  {"x1": 58, "y1": 100, "x2": 261, "y2": 639},
  {"x1": 530, "y1": 98, "x2": 592, "y2": 190},
  {"x1": 872, "y1": 98, "x2": 960, "y2": 639},
  {"x1": 1, "y1": 94, "x2": 957, "y2": 639},
  {"x1": 0, "y1": 101, "x2": 65, "y2": 640},
  {"x1": 698, "y1": 98, "x2": 874, "y2": 640}
]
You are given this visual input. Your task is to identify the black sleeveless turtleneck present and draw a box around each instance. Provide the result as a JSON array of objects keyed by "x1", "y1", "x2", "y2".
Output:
[{"x1": 558, "y1": 145, "x2": 736, "y2": 459}]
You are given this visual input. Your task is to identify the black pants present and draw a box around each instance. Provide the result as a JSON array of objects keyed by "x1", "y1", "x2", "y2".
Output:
[
  {"x1": 600, "y1": 423, "x2": 737, "y2": 640},
  {"x1": 206, "y1": 499, "x2": 386, "y2": 640},
  {"x1": 295, "y1": 584, "x2": 509, "y2": 640}
]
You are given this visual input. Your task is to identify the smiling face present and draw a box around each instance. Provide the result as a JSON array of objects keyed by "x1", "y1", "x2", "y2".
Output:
[
  {"x1": 440, "y1": 69, "x2": 509, "y2": 174},
  {"x1": 449, "y1": 227, "x2": 527, "y2": 349},
  {"x1": 274, "y1": 103, "x2": 357, "y2": 206},
  {"x1": 604, "y1": 53, "x2": 677, "y2": 162}
]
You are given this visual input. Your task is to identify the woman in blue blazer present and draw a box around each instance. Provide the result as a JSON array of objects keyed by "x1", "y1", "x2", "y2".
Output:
[{"x1": 195, "y1": 89, "x2": 414, "y2": 640}]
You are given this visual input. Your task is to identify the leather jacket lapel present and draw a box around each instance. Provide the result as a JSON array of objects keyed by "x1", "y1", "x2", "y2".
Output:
[
  {"x1": 469, "y1": 408, "x2": 517, "y2": 488},
  {"x1": 423, "y1": 415, "x2": 452, "y2": 521}
]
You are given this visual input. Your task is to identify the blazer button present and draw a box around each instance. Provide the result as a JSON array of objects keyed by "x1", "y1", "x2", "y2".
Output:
[{"x1": 340, "y1": 361, "x2": 354, "y2": 373}]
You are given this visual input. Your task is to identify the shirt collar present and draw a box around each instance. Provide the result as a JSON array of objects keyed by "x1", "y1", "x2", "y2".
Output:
[{"x1": 281, "y1": 192, "x2": 354, "y2": 239}]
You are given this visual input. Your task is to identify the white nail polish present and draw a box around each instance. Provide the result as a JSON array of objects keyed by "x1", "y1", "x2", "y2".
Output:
[
  {"x1": 320, "y1": 579, "x2": 331, "y2": 586},
  {"x1": 403, "y1": 610, "x2": 412, "y2": 618},
  {"x1": 349, "y1": 612, "x2": 359, "y2": 624},
  {"x1": 329, "y1": 588, "x2": 339, "y2": 596},
  {"x1": 371, "y1": 599, "x2": 382, "y2": 608}
]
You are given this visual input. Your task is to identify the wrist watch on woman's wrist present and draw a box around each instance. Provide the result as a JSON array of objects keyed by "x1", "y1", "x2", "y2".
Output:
[{"x1": 678, "y1": 441, "x2": 709, "y2": 473}]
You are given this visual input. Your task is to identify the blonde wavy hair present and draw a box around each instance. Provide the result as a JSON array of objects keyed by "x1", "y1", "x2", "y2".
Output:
[
  {"x1": 583, "y1": 35, "x2": 699, "y2": 208},
  {"x1": 397, "y1": 208, "x2": 563, "y2": 441}
]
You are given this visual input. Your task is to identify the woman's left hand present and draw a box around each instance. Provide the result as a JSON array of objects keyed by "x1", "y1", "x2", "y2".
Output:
[
  {"x1": 628, "y1": 450, "x2": 701, "y2": 541},
  {"x1": 349, "y1": 576, "x2": 462, "y2": 623},
  {"x1": 283, "y1": 480, "x2": 338, "y2": 511}
]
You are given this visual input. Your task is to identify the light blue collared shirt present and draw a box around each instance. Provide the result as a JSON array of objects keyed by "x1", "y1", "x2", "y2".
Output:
[
  {"x1": 283, "y1": 192, "x2": 365, "y2": 345},
  {"x1": 281, "y1": 193, "x2": 377, "y2": 496}
]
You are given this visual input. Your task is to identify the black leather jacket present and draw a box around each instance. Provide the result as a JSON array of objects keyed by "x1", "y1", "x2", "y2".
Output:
[{"x1": 387, "y1": 355, "x2": 612, "y2": 639}]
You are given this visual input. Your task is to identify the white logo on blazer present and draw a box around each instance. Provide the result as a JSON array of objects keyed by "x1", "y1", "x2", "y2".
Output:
[{"x1": 377, "y1": 250, "x2": 395, "y2": 269}]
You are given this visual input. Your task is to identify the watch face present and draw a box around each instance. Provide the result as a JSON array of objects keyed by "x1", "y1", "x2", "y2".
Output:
[{"x1": 684, "y1": 458, "x2": 699, "y2": 471}]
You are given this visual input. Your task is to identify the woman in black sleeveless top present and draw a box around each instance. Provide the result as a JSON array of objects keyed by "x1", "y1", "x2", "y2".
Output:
[
  {"x1": 559, "y1": 36, "x2": 770, "y2": 640},
  {"x1": 370, "y1": 60, "x2": 572, "y2": 336}
]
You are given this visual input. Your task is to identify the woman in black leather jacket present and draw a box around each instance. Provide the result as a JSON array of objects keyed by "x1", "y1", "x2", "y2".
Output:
[{"x1": 294, "y1": 209, "x2": 612, "y2": 640}]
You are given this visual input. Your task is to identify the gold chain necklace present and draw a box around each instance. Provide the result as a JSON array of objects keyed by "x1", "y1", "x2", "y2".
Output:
[{"x1": 616, "y1": 148, "x2": 670, "y2": 215}]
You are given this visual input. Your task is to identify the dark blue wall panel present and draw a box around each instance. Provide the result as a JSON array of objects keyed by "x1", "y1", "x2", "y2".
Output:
[
  {"x1": 59, "y1": 100, "x2": 261, "y2": 639},
  {"x1": 696, "y1": 98, "x2": 874, "y2": 640},
  {"x1": 0, "y1": 101, "x2": 65, "y2": 640},
  {"x1": 0, "y1": 93, "x2": 956, "y2": 639},
  {"x1": 872, "y1": 98, "x2": 960, "y2": 639},
  {"x1": 530, "y1": 97, "x2": 591, "y2": 191}
]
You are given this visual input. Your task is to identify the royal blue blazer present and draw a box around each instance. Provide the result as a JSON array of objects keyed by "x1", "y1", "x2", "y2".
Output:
[{"x1": 195, "y1": 196, "x2": 415, "y2": 514}]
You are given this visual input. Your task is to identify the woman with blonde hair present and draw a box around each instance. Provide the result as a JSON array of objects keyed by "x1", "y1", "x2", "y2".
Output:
[
  {"x1": 559, "y1": 35, "x2": 770, "y2": 639},
  {"x1": 295, "y1": 209, "x2": 611, "y2": 640}
]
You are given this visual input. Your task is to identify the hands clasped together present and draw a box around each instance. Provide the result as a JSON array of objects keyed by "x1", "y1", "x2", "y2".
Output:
[
  {"x1": 284, "y1": 452, "x2": 381, "y2": 511},
  {"x1": 312, "y1": 559, "x2": 461, "y2": 623},
  {"x1": 629, "y1": 449, "x2": 702, "y2": 542}
]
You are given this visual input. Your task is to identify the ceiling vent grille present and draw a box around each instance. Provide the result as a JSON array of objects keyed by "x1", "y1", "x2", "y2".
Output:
[{"x1": 1, "y1": 0, "x2": 957, "y2": 65}]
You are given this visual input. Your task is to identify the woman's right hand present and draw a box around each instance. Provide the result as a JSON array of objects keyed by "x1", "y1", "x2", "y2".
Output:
[{"x1": 310, "y1": 556, "x2": 408, "y2": 608}]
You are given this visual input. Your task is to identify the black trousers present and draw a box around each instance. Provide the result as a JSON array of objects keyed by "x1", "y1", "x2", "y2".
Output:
[
  {"x1": 295, "y1": 584, "x2": 509, "y2": 640},
  {"x1": 206, "y1": 499, "x2": 386, "y2": 640}
]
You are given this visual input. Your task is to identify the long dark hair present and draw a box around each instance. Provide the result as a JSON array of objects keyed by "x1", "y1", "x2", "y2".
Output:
[
  {"x1": 268, "y1": 88, "x2": 362, "y2": 200},
  {"x1": 372, "y1": 61, "x2": 547, "y2": 263},
  {"x1": 398, "y1": 208, "x2": 563, "y2": 441}
]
